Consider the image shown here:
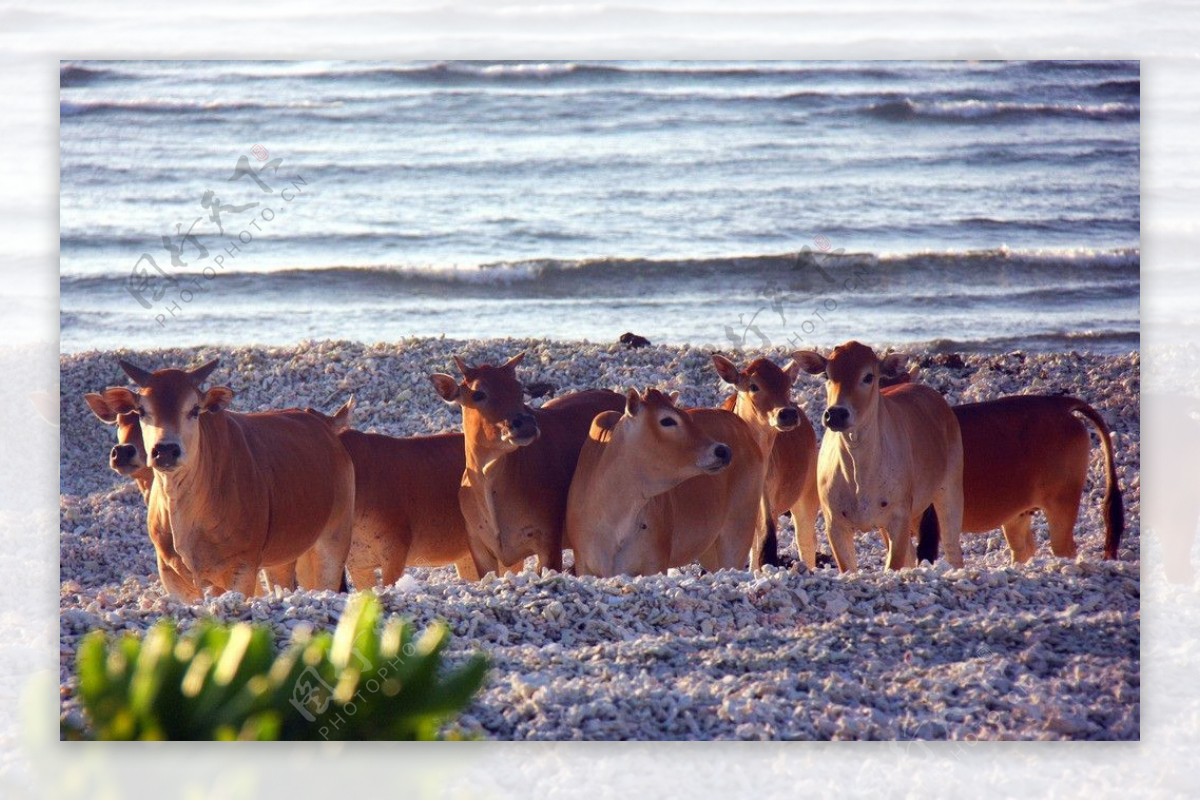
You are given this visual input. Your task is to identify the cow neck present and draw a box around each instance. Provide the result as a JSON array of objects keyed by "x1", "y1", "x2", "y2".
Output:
[
  {"x1": 154, "y1": 412, "x2": 235, "y2": 512},
  {"x1": 730, "y1": 392, "x2": 777, "y2": 459},
  {"x1": 582, "y1": 422, "x2": 670, "y2": 548},
  {"x1": 830, "y1": 399, "x2": 886, "y2": 493},
  {"x1": 133, "y1": 470, "x2": 154, "y2": 503},
  {"x1": 461, "y1": 411, "x2": 514, "y2": 477}
]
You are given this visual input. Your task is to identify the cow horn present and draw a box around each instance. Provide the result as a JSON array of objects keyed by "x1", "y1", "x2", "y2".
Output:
[
  {"x1": 118, "y1": 359, "x2": 154, "y2": 388},
  {"x1": 188, "y1": 359, "x2": 221, "y2": 385}
]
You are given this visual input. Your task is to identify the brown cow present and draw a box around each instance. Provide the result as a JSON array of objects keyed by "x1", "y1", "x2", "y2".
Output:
[
  {"x1": 429, "y1": 352, "x2": 624, "y2": 574},
  {"x1": 795, "y1": 342, "x2": 964, "y2": 571},
  {"x1": 880, "y1": 370, "x2": 1126, "y2": 563},
  {"x1": 102, "y1": 359, "x2": 355, "y2": 596},
  {"x1": 340, "y1": 427, "x2": 480, "y2": 587},
  {"x1": 567, "y1": 388, "x2": 769, "y2": 577},
  {"x1": 84, "y1": 393, "x2": 201, "y2": 599},
  {"x1": 712, "y1": 355, "x2": 820, "y2": 569},
  {"x1": 950, "y1": 395, "x2": 1123, "y2": 562}
]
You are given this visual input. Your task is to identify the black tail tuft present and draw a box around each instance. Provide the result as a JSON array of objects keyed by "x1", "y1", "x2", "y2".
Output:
[
  {"x1": 917, "y1": 505, "x2": 940, "y2": 564},
  {"x1": 339, "y1": 570, "x2": 349, "y2": 594}
]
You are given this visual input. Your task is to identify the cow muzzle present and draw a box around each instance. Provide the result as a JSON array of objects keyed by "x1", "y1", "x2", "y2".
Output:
[
  {"x1": 823, "y1": 406, "x2": 851, "y2": 431},
  {"x1": 110, "y1": 444, "x2": 142, "y2": 474},
  {"x1": 699, "y1": 442, "x2": 732, "y2": 474},
  {"x1": 773, "y1": 406, "x2": 800, "y2": 431},
  {"x1": 150, "y1": 441, "x2": 183, "y2": 470},
  {"x1": 501, "y1": 413, "x2": 540, "y2": 447}
]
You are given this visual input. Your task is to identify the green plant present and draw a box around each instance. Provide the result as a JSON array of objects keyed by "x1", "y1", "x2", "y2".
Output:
[{"x1": 64, "y1": 594, "x2": 488, "y2": 740}]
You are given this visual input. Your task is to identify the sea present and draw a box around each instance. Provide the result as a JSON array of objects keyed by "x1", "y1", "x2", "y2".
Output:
[{"x1": 59, "y1": 60, "x2": 1140, "y2": 355}]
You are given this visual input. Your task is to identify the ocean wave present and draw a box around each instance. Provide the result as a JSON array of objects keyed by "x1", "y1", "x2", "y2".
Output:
[
  {"x1": 61, "y1": 247, "x2": 1141, "y2": 293},
  {"x1": 59, "y1": 97, "x2": 344, "y2": 117},
  {"x1": 862, "y1": 97, "x2": 1139, "y2": 123},
  {"x1": 917, "y1": 330, "x2": 1140, "y2": 354},
  {"x1": 59, "y1": 63, "x2": 134, "y2": 87}
]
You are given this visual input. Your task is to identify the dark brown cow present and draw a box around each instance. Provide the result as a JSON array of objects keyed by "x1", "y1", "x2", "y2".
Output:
[{"x1": 430, "y1": 352, "x2": 624, "y2": 574}]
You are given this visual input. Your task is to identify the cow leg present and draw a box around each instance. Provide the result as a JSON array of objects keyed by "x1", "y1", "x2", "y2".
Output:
[
  {"x1": 453, "y1": 556, "x2": 481, "y2": 581},
  {"x1": 227, "y1": 564, "x2": 260, "y2": 596},
  {"x1": 1045, "y1": 491, "x2": 1082, "y2": 559},
  {"x1": 297, "y1": 513, "x2": 355, "y2": 592},
  {"x1": 933, "y1": 486, "x2": 965, "y2": 569},
  {"x1": 263, "y1": 562, "x2": 297, "y2": 593},
  {"x1": 882, "y1": 514, "x2": 912, "y2": 570},
  {"x1": 157, "y1": 554, "x2": 202, "y2": 602},
  {"x1": 348, "y1": 565, "x2": 379, "y2": 590},
  {"x1": 791, "y1": 494, "x2": 820, "y2": 570},
  {"x1": 1001, "y1": 512, "x2": 1037, "y2": 563},
  {"x1": 380, "y1": 546, "x2": 412, "y2": 586},
  {"x1": 824, "y1": 514, "x2": 858, "y2": 573}
]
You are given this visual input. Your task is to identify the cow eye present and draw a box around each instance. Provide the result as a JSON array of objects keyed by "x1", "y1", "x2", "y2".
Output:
[
  {"x1": 862, "y1": 373, "x2": 875, "y2": 385},
  {"x1": 749, "y1": 383, "x2": 760, "y2": 393},
  {"x1": 188, "y1": 405, "x2": 201, "y2": 419},
  {"x1": 472, "y1": 390, "x2": 487, "y2": 403},
  {"x1": 659, "y1": 417, "x2": 678, "y2": 428}
]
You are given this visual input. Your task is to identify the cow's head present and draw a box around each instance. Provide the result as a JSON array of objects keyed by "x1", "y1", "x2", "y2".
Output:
[
  {"x1": 619, "y1": 388, "x2": 731, "y2": 495},
  {"x1": 712, "y1": 354, "x2": 803, "y2": 432},
  {"x1": 100, "y1": 359, "x2": 231, "y2": 472},
  {"x1": 430, "y1": 352, "x2": 539, "y2": 451},
  {"x1": 83, "y1": 392, "x2": 149, "y2": 477},
  {"x1": 793, "y1": 341, "x2": 909, "y2": 433}
]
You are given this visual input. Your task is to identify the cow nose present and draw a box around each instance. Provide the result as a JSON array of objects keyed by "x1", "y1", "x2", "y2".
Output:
[
  {"x1": 777, "y1": 407, "x2": 799, "y2": 427},
  {"x1": 713, "y1": 443, "x2": 732, "y2": 465},
  {"x1": 111, "y1": 444, "x2": 137, "y2": 465},
  {"x1": 151, "y1": 442, "x2": 181, "y2": 467},
  {"x1": 823, "y1": 406, "x2": 849, "y2": 430},
  {"x1": 509, "y1": 413, "x2": 537, "y2": 434}
]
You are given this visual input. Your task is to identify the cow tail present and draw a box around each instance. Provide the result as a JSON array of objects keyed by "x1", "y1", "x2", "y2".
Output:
[
  {"x1": 753, "y1": 492, "x2": 781, "y2": 569},
  {"x1": 917, "y1": 504, "x2": 939, "y2": 564},
  {"x1": 1069, "y1": 399, "x2": 1124, "y2": 560}
]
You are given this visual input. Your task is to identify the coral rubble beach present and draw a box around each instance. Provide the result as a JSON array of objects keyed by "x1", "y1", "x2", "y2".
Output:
[{"x1": 59, "y1": 338, "x2": 1140, "y2": 740}]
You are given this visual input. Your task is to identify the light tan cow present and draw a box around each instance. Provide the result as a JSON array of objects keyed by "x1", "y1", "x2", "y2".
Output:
[
  {"x1": 795, "y1": 341, "x2": 964, "y2": 571},
  {"x1": 712, "y1": 355, "x2": 820, "y2": 569},
  {"x1": 340, "y1": 426, "x2": 480, "y2": 587},
  {"x1": 102, "y1": 359, "x2": 355, "y2": 596},
  {"x1": 430, "y1": 352, "x2": 624, "y2": 575},
  {"x1": 567, "y1": 387, "x2": 771, "y2": 577}
]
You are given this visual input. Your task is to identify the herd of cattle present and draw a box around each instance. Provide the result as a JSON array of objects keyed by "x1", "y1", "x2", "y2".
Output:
[{"x1": 81, "y1": 341, "x2": 1124, "y2": 601}]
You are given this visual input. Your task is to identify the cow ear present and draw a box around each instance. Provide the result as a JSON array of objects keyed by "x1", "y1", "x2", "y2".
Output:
[
  {"x1": 452, "y1": 355, "x2": 473, "y2": 378},
  {"x1": 201, "y1": 386, "x2": 233, "y2": 413},
  {"x1": 625, "y1": 388, "x2": 642, "y2": 417},
  {"x1": 792, "y1": 351, "x2": 828, "y2": 376},
  {"x1": 84, "y1": 393, "x2": 117, "y2": 424},
  {"x1": 189, "y1": 359, "x2": 220, "y2": 386},
  {"x1": 879, "y1": 352, "x2": 911, "y2": 379},
  {"x1": 101, "y1": 387, "x2": 139, "y2": 415},
  {"x1": 430, "y1": 374, "x2": 461, "y2": 404},
  {"x1": 782, "y1": 359, "x2": 802, "y2": 384},
  {"x1": 711, "y1": 354, "x2": 742, "y2": 386},
  {"x1": 501, "y1": 352, "x2": 526, "y2": 372},
  {"x1": 118, "y1": 359, "x2": 153, "y2": 388}
]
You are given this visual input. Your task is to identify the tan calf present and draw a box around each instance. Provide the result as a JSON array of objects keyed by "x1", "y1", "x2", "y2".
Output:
[
  {"x1": 103, "y1": 359, "x2": 355, "y2": 596},
  {"x1": 795, "y1": 341, "x2": 964, "y2": 571},
  {"x1": 712, "y1": 355, "x2": 820, "y2": 568},
  {"x1": 567, "y1": 388, "x2": 770, "y2": 577},
  {"x1": 430, "y1": 352, "x2": 624, "y2": 574}
]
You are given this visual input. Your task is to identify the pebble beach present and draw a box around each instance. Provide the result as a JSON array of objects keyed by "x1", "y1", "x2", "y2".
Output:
[{"x1": 58, "y1": 338, "x2": 1141, "y2": 740}]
